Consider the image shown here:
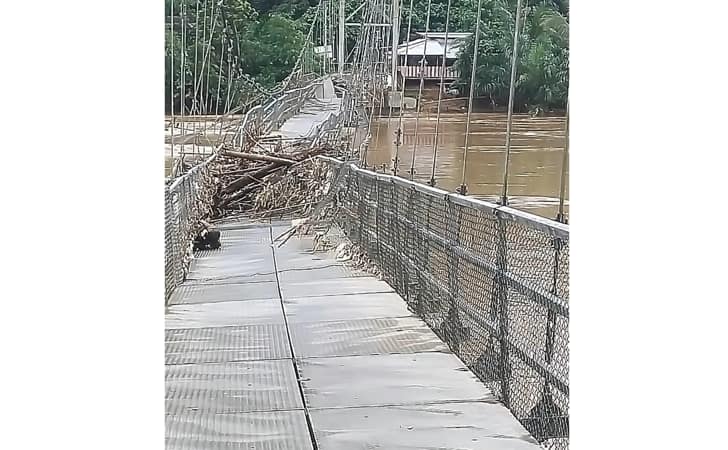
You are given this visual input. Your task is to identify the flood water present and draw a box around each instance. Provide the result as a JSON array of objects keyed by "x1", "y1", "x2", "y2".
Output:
[
  {"x1": 366, "y1": 113, "x2": 569, "y2": 220},
  {"x1": 165, "y1": 112, "x2": 569, "y2": 220},
  {"x1": 164, "y1": 116, "x2": 241, "y2": 177}
]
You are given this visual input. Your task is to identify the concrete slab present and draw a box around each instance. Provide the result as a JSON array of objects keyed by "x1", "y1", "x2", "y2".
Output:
[
  {"x1": 309, "y1": 402, "x2": 541, "y2": 450},
  {"x1": 283, "y1": 292, "x2": 412, "y2": 323},
  {"x1": 165, "y1": 324, "x2": 291, "y2": 364},
  {"x1": 220, "y1": 227, "x2": 272, "y2": 243},
  {"x1": 277, "y1": 264, "x2": 365, "y2": 283},
  {"x1": 272, "y1": 248, "x2": 339, "y2": 270},
  {"x1": 298, "y1": 352, "x2": 495, "y2": 409},
  {"x1": 165, "y1": 299, "x2": 284, "y2": 329},
  {"x1": 166, "y1": 410, "x2": 314, "y2": 450},
  {"x1": 166, "y1": 360, "x2": 302, "y2": 414},
  {"x1": 168, "y1": 281, "x2": 279, "y2": 305},
  {"x1": 276, "y1": 98, "x2": 342, "y2": 139},
  {"x1": 192, "y1": 241, "x2": 273, "y2": 262},
  {"x1": 188, "y1": 247, "x2": 274, "y2": 282},
  {"x1": 280, "y1": 277, "x2": 394, "y2": 299},
  {"x1": 289, "y1": 316, "x2": 449, "y2": 358}
]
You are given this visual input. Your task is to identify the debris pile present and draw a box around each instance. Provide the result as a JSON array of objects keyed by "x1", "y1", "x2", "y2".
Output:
[
  {"x1": 209, "y1": 141, "x2": 341, "y2": 218},
  {"x1": 334, "y1": 242, "x2": 384, "y2": 278},
  {"x1": 252, "y1": 157, "x2": 336, "y2": 217}
]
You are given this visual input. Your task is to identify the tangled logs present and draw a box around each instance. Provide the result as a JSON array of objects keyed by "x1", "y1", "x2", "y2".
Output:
[{"x1": 210, "y1": 142, "x2": 342, "y2": 218}]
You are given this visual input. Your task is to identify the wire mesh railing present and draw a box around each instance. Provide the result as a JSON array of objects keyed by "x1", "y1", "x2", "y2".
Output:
[
  {"x1": 164, "y1": 153, "x2": 218, "y2": 301},
  {"x1": 229, "y1": 79, "x2": 321, "y2": 149},
  {"x1": 165, "y1": 78, "x2": 347, "y2": 300},
  {"x1": 315, "y1": 156, "x2": 570, "y2": 450}
]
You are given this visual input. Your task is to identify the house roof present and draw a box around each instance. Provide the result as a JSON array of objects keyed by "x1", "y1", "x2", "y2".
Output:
[
  {"x1": 395, "y1": 36, "x2": 468, "y2": 58},
  {"x1": 414, "y1": 32, "x2": 472, "y2": 39}
]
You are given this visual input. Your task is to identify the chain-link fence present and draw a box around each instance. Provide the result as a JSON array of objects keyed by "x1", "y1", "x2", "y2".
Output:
[
  {"x1": 316, "y1": 157, "x2": 570, "y2": 450},
  {"x1": 165, "y1": 79, "x2": 332, "y2": 300},
  {"x1": 164, "y1": 153, "x2": 218, "y2": 302}
]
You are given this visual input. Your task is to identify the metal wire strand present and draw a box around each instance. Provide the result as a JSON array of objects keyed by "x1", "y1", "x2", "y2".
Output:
[
  {"x1": 169, "y1": 0, "x2": 175, "y2": 162},
  {"x1": 408, "y1": 0, "x2": 433, "y2": 180},
  {"x1": 372, "y1": 4, "x2": 391, "y2": 157},
  {"x1": 557, "y1": 101, "x2": 569, "y2": 223},
  {"x1": 393, "y1": 0, "x2": 416, "y2": 176},
  {"x1": 429, "y1": 0, "x2": 453, "y2": 186},
  {"x1": 500, "y1": 0, "x2": 525, "y2": 205},
  {"x1": 459, "y1": 0, "x2": 484, "y2": 195},
  {"x1": 180, "y1": 1, "x2": 187, "y2": 156}
]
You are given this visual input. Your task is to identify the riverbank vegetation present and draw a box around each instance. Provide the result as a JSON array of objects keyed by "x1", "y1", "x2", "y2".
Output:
[
  {"x1": 453, "y1": 0, "x2": 568, "y2": 113},
  {"x1": 165, "y1": 0, "x2": 568, "y2": 114},
  {"x1": 165, "y1": 0, "x2": 316, "y2": 113}
]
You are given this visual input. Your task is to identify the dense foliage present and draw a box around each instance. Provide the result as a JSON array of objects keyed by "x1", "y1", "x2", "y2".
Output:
[
  {"x1": 453, "y1": 0, "x2": 569, "y2": 112},
  {"x1": 165, "y1": 0, "x2": 315, "y2": 113},
  {"x1": 165, "y1": 0, "x2": 568, "y2": 114}
]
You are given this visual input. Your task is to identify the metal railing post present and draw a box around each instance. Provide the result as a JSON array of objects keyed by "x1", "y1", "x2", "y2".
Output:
[
  {"x1": 444, "y1": 194, "x2": 464, "y2": 351},
  {"x1": 546, "y1": 237, "x2": 562, "y2": 364},
  {"x1": 496, "y1": 211, "x2": 511, "y2": 407},
  {"x1": 404, "y1": 184, "x2": 418, "y2": 305}
]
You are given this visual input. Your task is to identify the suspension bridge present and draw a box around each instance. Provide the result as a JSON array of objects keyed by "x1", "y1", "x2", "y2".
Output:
[{"x1": 165, "y1": 0, "x2": 569, "y2": 449}]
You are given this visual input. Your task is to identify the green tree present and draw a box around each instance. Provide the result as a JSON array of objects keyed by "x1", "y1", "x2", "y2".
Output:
[
  {"x1": 455, "y1": 0, "x2": 568, "y2": 112},
  {"x1": 165, "y1": 0, "x2": 314, "y2": 113},
  {"x1": 244, "y1": 14, "x2": 308, "y2": 85}
]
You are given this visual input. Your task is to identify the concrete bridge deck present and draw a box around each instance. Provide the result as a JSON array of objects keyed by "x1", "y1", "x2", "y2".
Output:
[
  {"x1": 165, "y1": 220, "x2": 542, "y2": 449},
  {"x1": 269, "y1": 77, "x2": 342, "y2": 140}
]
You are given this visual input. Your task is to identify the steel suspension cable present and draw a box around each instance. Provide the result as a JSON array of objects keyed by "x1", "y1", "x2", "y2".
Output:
[
  {"x1": 329, "y1": 0, "x2": 334, "y2": 74},
  {"x1": 180, "y1": 1, "x2": 187, "y2": 155},
  {"x1": 557, "y1": 101, "x2": 569, "y2": 223},
  {"x1": 388, "y1": 0, "x2": 401, "y2": 124},
  {"x1": 204, "y1": 1, "x2": 215, "y2": 115},
  {"x1": 393, "y1": 0, "x2": 415, "y2": 176},
  {"x1": 192, "y1": 1, "x2": 200, "y2": 155},
  {"x1": 224, "y1": 37, "x2": 233, "y2": 114},
  {"x1": 350, "y1": 1, "x2": 373, "y2": 78},
  {"x1": 359, "y1": 1, "x2": 380, "y2": 140},
  {"x1": 349, "y1": 0, "x2": 377, "y2": 160},
  {"x1": 194, "y1": 8, "x2": 239, "y2": 137},
  {"x1": 283, "y1": 2, "x2": 320, "y2": 89},
  {"x1": 321, "y1": 0, "x2": 326, "y2": 74},
  {"x1": 329, "y1": 0, "x2": 335, "y2": 74},
  {"x1": 364, "y1": 31, "x2": 379, "y2": 165},
  {"x1": 408, "y1": 0, "x2": 433, "y2": 180},
  {"x1": 313, "y1": 1, "x2": 324, "y2": 75},
  {"x1": 373, "y1": 3, "x2": 391, "y2": 154},
  {"x1": 364, "y1": 0, "x2": 385, "y2": 151},
  {"x1": 350, "y1": 4, "x2": 374, "y2": 97},
  {"x1": 500, "y1": 0, "x2": 524, "y2": 205},
  {"x1": 198, "y1": 0, "x2": 208, "y2": 114},
  {"x1": 366, "y1": 5, "x2": 385, "y2": 162},
  {"x1": 214, "y1": 25, "x2": 225, "y2": 114},
  {"x1": 459, "y1": 0, "x2": 484, "y2": 195},
  {"x1": 380, "y1": 6, "x2": 391, "y2": 116},
  {"x1": 429, "y1": 0, "x2": 453, "y2": 186},
  {"x1": 193, "y1": 0, "x2": 200, "y2": 117},
  {"x1": 229, "y1": 18, "x2": 244, "y2": 111},
  {"x1": 170, "y1": 0, "x2": 175, "y2": 163}
]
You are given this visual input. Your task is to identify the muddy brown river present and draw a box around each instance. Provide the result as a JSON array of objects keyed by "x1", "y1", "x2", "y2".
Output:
[
  {"x1": 166, "y1": 112, "x2": 569, "y2": 220},
  {"x1": 365, "y1": 113, "x2": 569, "y2": 220}
]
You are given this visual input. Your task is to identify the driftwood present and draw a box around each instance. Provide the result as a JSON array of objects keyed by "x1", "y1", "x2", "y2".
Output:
[
  {"x1": 221, "y1": 150, "x2": 296, "y2": 166},
  {"x1": 208, "y1": 141, "x2": 346, "y2": 219},
  {"x1": 216, "y1": 166, "x2": 262, "y2": 177},
  {"x1": 220, "y1": 166, "x2": 285, "y2": 206},
  {"x1": 223, "y1": 163, "x2": 278, "y2": 194}
]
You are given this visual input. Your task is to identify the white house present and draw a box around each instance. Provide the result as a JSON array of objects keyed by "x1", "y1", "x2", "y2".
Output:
[{"x1": 395, "y1": 32, "x2": 471, "y2": 82}]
